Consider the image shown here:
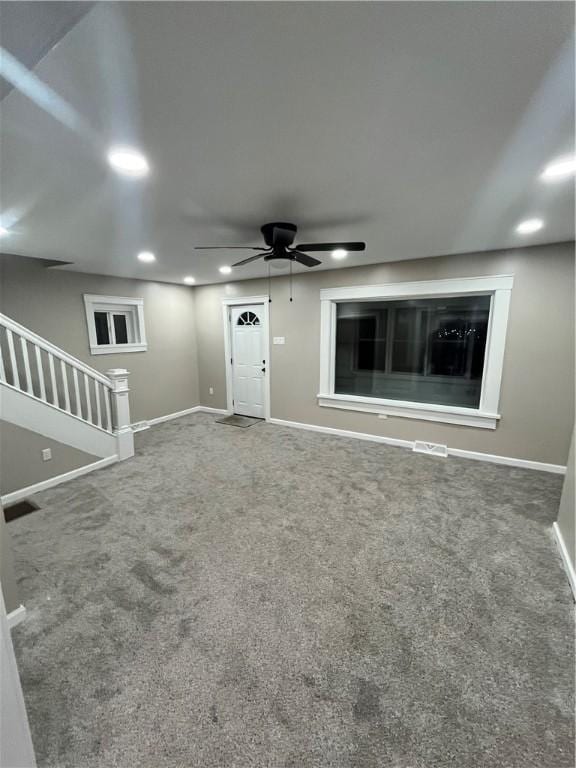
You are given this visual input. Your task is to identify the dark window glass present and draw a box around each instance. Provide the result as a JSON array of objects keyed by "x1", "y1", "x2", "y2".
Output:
[
  {"x1": 391, "y1": 308, "x2": 427, "y2": 374},
  {"x1": 334, "y1": 295, "x2": 490, "y2": 408},
  {"x1": 113, "y1": 314, "x2": 128, "y2": 344},
  {"x1": 94, "y1": 312, "x2": 110, "y2": 345},
  {"x1": 237, "y1": 311, "x2": 260, "y2": 326}
]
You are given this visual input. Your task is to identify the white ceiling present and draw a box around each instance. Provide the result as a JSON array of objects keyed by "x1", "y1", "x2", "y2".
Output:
[{"x1": 0, "y1": 1, "x2": 574, "y2": 285}]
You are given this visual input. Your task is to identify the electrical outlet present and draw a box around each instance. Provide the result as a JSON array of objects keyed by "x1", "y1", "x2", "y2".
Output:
[
  {"x1": 42, "y1": 448, "x2": 52, "y2": 461},
  {"x1": 209, "y1": 387, "x2": 214, "y2": 395}
]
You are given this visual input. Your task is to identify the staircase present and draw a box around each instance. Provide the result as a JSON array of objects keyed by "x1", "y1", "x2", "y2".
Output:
[{"x1": 0, "y1": 313, "x2": 134, "y2": 461}]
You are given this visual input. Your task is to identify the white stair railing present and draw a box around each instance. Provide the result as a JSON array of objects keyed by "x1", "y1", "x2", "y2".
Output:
[{"x1": 0, "y1": 313, "x2": 134, "y2": 459}]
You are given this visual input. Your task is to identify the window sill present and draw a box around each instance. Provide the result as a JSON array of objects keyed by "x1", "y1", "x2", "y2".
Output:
[
  {"x1": 90, "y1": 343, "x2": 147, "y2": 356},
  {"x1": 317, "y1": 393, "x2": 500, "y2": 429}
]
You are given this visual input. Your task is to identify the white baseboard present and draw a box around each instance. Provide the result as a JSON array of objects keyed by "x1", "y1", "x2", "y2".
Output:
[
  {"x1": 1, "y1": 455, "x2": 119, "y2": 506},
  {"x1": 268, "y1": 417, "x2": 566, "y2": 475},
  {"x1": 145, "y1": 405, "x2": 228, "y2": 428},
  {"x1": 448, "y1": 447, "x2": 565, "y2": 474},
  {"x1": 6, "y1": 605, "x2": 26, "y2": 630},
  {"x1": 552, "y1": 522, "x2": 576, "y2": 601},
  {"x1": 131, "y1": 421, "x2": 150, "y2": 433},
  {"x1": 269, "y1": 418, "x2": 414, "y2": 449}
]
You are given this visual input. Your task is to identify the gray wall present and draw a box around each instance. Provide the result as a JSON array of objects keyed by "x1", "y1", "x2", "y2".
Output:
[
  {"x1": 1, "y1": 255, "x2": 200, "y2": 423},
  {"x1": 0, "y1": 422, "x2": 98, "y2": 496},
  {"x1": 195, "y1": 242, "x2": 575, "y2": 466},
  {"x1": 557, "y1": 429, "x2": 575, "y2": 570}
]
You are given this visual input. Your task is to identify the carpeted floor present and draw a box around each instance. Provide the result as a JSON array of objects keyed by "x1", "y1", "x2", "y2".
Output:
[{"x1": 10, "y1": 413, "x2": 575, "y2": 768}]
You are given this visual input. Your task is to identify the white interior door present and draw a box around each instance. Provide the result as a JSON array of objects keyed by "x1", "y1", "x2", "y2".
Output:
[{"x1": 230, "y1": 305, "x2": 265, "y2": 418}]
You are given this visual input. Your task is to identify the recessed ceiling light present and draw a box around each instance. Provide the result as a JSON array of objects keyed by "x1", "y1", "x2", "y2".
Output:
[
  {"x1": 0, "y1": 226, "x2": 9, "y2": 237},
  {"x1": 541, "y1": 155, "x2": 576, "y2": 182},
  {"x1": 219, "y1": 265, "x2": 232, "y2": 275},
  {"x1": 183, "y1": 276, "x2": 195, "y2": 285},
  {"x1": 332, "y1": 248, "x2": 348, "y2": 260},
  {"x1": 137, "y1": 251, "x2": 156, "y2": 263},
  {"x1": 107, "y1": 146, "x2": 149, "y2": 178},
  {"x1": 515, "y1": 218, "x2": 544, "y2": 235}
]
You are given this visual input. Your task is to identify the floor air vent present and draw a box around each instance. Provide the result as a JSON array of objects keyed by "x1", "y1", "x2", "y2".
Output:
[
  {"x1": 4, "y1": 499, "x2": 40, "y2": 522},
  {"x1": 413, "y1": 441, "x2": 448, "y2": 458}
]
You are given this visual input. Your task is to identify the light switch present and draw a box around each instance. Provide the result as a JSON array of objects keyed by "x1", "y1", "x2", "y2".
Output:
[
  {"x1": 42, "y1": 448, "x2": 52, "y2": 461},
  {"x1": 273, "y1": 337, "x2": 285, "y2": 345}
]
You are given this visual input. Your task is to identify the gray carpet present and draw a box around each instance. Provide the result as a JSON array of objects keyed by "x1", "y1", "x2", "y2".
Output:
[{"x1": 9, "y1": 413, "x2": 574, "y2": 768}]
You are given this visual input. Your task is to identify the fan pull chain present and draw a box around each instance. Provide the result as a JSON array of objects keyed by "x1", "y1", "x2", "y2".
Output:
[
  {"x1": 268, "y1": 263, "x2": 272, "y2": 303},
  {"x1": 289, "y1": 259, "x2": 293, "y2": 302}
]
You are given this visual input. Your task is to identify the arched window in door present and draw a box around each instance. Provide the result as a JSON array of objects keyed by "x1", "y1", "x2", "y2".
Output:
[{"x1": 237, "y1": 311, "x2": 260, "y2": 326}]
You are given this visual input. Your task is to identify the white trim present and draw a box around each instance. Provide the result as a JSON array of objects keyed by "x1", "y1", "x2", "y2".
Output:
[
  {"x1": 6, "y1": 605, "x2": 26, "y2": 630},
  {"x1": 318, "y1": 274, "x2": 513, "y2": 428},
  {"x1": 222, "y1": 296, "x2": 271, "y2": 421},
  {"x1": 144, "y1": 405, "x2": 230, "y2": 428},
  {"x1": 268, "y1": 417, "x2": 566, "y2": 474},
  {"x1": 83, "y1": 295, "x2": 147, "y2": 355},
  {"x1": 317, "y1": 394, "x2": 499, "y2": 429},
  {"x1": 552, "y1": 522, "x2": 576, "y2": 600},
  {"x1": 130, "y1": 421, "x2": 150, "y2": 433},
  {"x1": 269, "y1": 418, "x2": 414, "y2": 449},
  {"x1": 1, "y1": 380, "x2": 114, "y2": 436},
  {"x1": 0, "y1": 313, "x2": 112, "y2": 387},
  {"x1": 147, "y1": 406, "x2": 200, "y2": 426},
  {"x1": 220, "y1": 295, "x2": 271, "y2": 307},
  {"x1": 448, "y1": 447, "x2": 565, "y2": 474},
  {"x1": 0, "y1": 455, "x2": 119, "y2": 506},
  {"x1": 0, "y1": 382, "x2": 117, "y2": 458},
  {"x1": 197, "y1": 406, "x2": 230, "y2": 415},
  {"x1": 90, "y1": 343, "x2": 147, "y2": 356},
  {"x1": 319, "y1": 274, "x2": 514, "y2": 302}
]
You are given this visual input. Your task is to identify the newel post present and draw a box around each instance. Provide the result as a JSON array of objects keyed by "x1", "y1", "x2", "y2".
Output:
[{"x1": 106, "y1": 369, "x2": 134, "y2": 460}]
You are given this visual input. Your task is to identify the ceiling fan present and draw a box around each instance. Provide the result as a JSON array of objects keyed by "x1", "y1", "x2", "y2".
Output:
[{"x1": 195, "y1": 222, "x2": 366, "y2": 268}]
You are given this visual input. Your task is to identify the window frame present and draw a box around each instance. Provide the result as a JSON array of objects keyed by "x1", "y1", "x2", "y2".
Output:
[
  {"x1": 318, "y1": 275, "x2": 514, "y2": 429},
  {"x1": 83, "y1": 295, "x2": 147, "y2": 355}
]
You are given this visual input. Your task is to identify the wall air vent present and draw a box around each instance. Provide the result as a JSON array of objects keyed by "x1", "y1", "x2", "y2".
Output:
[{"x1": 413, "y1": 441, "x2": 448, "y2": 458}]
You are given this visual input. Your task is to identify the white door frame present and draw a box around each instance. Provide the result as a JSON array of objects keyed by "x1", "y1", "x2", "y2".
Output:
[{"x1": 222, "y1": 296, "x2": 271, "y2": 421}]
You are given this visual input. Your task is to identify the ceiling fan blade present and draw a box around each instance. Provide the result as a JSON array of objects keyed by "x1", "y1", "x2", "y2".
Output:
[
  {"x1": 194, "y1": 246, "x2": 268, "y2": 250},
  {"x1": 232, "y1": 252, "x2": 271, "y2": 267},
  {"x1": 295, "y1": 242, "x2": 366, "y2": 252},
  {"x1": 291, "y1": 251, "x2": 322, "y2": 268}
]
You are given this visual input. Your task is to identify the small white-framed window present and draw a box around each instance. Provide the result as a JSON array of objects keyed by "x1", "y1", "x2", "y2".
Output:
[
  {"x1": 318, "y1": 275, "x2": 514, "y2": 429},
  {"x1": 83, "y1": 295, "x2": 147, "y2": 355}
]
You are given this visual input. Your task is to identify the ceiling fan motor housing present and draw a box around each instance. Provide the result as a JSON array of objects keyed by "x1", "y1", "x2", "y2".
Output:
[{"x1": 261, "y1": 222, "x2": 297, "y2": 248}]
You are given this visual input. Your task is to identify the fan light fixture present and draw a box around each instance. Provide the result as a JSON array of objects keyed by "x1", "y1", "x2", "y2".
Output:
[
  {"x1": 515, "y1": 218, "x2": 544, "y2": 235},
  {"x1": 332, "y1": 248, "x2": 348, "y2": 260},
  {"x1": 137, "y1": 251, "x2": 156, "y2": 263},
  {"x1": 107, "y1": 146, "x2": 150, "y2": 178},
  {"x1": 541, "y1": 155, "x2": 576, "y2": 182}
]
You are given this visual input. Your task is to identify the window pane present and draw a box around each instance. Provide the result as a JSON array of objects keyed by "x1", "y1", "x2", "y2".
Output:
[
  {"x1": 94, "y1": 312, "x2": 110, "y2": 345},
  {"x1": 391, "y1": 308, "x2": 426, "y2": 374},
  {"x1": 113, "y1": 314, "x2": 129, "y2": 344},
  {"x1": 334, "y1": 295, "x2": 490, "y2": 408}
]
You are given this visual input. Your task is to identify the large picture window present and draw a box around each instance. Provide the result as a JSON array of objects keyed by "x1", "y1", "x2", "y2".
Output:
[
  {"x1": 319, "y1": 276, "x2": 513, "y2": 429},
  {"x1": 335, "y1": 295, "x2": 490, "y2": 408}
]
